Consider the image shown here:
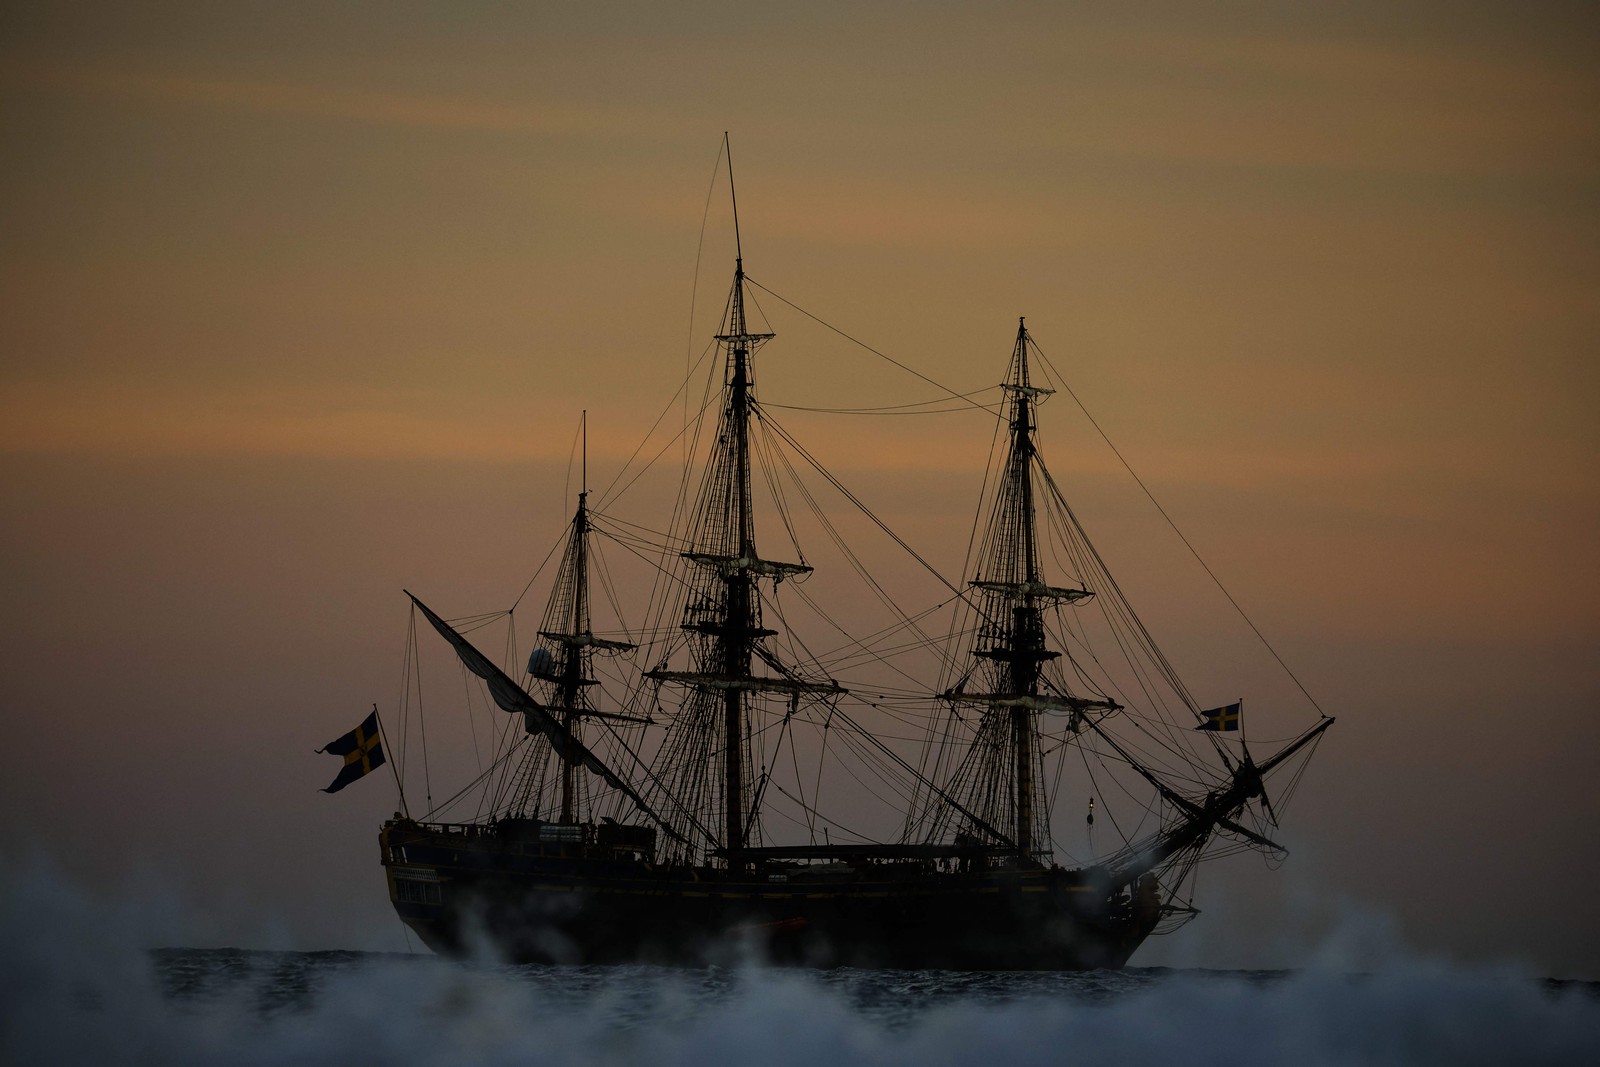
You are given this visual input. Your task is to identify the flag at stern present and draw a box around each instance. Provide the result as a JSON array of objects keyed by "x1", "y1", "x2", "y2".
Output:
[{"x1": 319, "y1": 709, "x2": 386, "y2": 792}]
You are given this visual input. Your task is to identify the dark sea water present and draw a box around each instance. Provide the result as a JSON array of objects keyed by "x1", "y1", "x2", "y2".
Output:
[{"x1": 9, "y1": 945, "x2": 1597, "y2": 1066}]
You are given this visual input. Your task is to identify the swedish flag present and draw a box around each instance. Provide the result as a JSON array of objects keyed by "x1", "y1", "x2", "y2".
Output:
[
  {"x1": 319, "y1": 709, "x2": 386, "y2": 793},
  {"x1": 1195, "y1": 702, "x2": 1242, "y2": 731}
]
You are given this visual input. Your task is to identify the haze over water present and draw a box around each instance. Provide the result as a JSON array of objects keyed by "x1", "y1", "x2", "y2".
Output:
[{"x1": 5, "y1": 863, "x2": 1597, "y2": 1066}]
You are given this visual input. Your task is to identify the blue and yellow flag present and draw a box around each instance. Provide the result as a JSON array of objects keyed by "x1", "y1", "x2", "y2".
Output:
[
  {"x1": 1195, "y1": 702, "x2": 1242, "y2": 731},
  {"x1": 319, "y1": 709, "x2": 386, "y2": 793}
]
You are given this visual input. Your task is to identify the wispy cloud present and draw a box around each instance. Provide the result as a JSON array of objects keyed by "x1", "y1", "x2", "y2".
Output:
[
  {"x1": 0, "y1": 381, "x2": 550, "y2": 462},
  {"x1": 3, "y1": 58, "x2": 611, "y2": 137},
  {"x1": 1031, "y1": 25, "x2": 1600, "y2": 181}
]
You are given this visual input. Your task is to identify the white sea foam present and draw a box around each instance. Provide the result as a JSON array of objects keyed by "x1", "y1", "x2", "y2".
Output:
[{"x1": 3, "y1": 860, "x2": 1596, "y2": 1066}]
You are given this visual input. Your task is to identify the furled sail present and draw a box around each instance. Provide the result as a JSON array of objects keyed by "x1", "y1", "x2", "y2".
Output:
[{"x1": 406, "y1": 591, "x2": 691, "y2": 846}]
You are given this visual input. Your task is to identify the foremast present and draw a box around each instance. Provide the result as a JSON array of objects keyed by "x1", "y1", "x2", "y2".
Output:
[
  {"x1": 939, "y1": 319, "x2": 1119, "y2": 863},
  {"x1": 920, "y1": 320, "x2": 1332, "y2": 891}
]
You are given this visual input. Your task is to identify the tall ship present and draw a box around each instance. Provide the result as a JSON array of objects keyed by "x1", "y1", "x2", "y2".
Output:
[{"x1": 375, "y1": 157, "x2": 1332, "y2": 969}]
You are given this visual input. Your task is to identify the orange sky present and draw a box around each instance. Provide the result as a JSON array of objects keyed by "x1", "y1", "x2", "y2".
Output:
[{"x1": 2, "y1": 3, "x2": 1597, "y2": 976}]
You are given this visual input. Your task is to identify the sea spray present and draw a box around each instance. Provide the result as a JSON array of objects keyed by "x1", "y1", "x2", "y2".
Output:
[{"x1": 4, "y1": 863, "x2": 1598, "y2": 1066}]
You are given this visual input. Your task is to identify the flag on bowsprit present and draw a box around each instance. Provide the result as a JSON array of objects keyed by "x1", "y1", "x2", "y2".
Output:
[
  {"x1": 1195, "y1": 701, "x2": 1242, "y2": 731},
  {"x1": 318, "y1": 708, "x2": 386, "y2": 792}
]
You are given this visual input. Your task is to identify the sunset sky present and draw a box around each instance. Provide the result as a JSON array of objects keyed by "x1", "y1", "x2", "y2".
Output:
[{"x1": 2, "y1": 3, "x2": 1596, "y2": 977}]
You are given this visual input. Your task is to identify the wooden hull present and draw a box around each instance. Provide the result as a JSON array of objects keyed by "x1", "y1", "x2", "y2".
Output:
[{"x1": 381, "y1": 820, "x2": 1162, "y2": 969}]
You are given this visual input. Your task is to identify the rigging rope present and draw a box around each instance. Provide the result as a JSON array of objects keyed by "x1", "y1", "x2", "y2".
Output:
[
  {"x1": 744, "y1": 277, "x2": 1324, "y2": 724},
  {"x1": 762, "y1": 388, "x2": 1001, "y2": 416},
  {"x1": 1027, "y1": 337, "x2": 1328, "y2": 719},
  {"x1": 745, "y1": 277, "x2": 998, "y2": 418}
]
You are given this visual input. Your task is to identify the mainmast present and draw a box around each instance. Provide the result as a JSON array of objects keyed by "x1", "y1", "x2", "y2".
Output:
[
  {"x1": 646, "y1": 146, "x2": 842, "y2": 869},
  {"x1": 719, "y1": 252, "x2": 760, "y2": 865}
]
